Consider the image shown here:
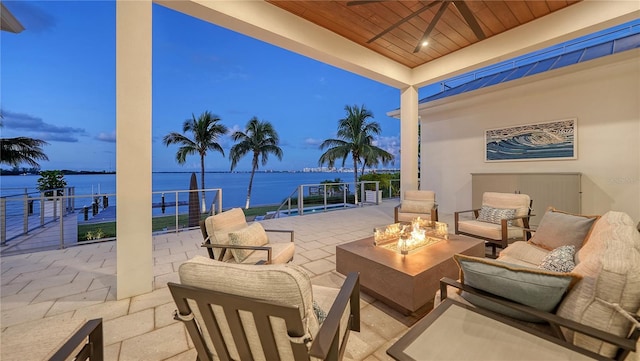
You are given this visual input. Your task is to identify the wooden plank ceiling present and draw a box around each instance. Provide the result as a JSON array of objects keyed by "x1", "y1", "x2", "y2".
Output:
[{"x1": 267, "y1": 0, "x2": 581, "y2": 68}]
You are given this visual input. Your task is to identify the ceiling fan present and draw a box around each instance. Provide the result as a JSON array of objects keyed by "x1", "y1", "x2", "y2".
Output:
[{"x1": 346, "y1": 0, "x2": 486, "y2": 53}]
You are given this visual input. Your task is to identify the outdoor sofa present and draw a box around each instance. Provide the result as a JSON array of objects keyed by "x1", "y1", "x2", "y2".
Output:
[{"x1": 438, "y1": 208, "x2": 640, "y2": 360}]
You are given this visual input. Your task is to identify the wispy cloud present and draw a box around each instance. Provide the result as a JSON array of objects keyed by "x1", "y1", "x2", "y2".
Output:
[
  {"x1": 96, "y1": 131, "x2": 116, "y2": 143},
  {"x1": 304, "y1": 138, "x2": 323, "y2": 147},
  {"x1": 373, "y1": 135, "x2": 400, "y2": 159},
  {"x1": 1, "y1": 109, "x2": 86, "y2": 142}
]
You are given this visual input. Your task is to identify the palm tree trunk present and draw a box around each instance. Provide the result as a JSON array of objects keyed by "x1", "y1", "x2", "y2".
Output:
[
  {"x1": 245, "y1": 153, "x2": 259, "y2": 209},
  {"x1": 353, "y1": 155, "x2": 359, "y2": 205},
  {"x1": 200, "y1": 155, "x2": 206, "y2": 212}
]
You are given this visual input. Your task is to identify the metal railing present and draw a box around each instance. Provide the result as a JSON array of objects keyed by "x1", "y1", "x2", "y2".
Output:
[
  {"x1": 0, "y1": 178, "x2": 400, "y2": 254},
  {"x1": 273, "y1": 181, "x2": 384, "y2": 218},
  {"x1": 0, "y1": 187, "x2": 223, "y2": 255}
]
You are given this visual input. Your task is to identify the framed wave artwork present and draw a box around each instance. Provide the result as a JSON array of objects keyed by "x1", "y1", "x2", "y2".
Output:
[{"x1": 484, "y1": 118, "x2": 577, "y2": 162}]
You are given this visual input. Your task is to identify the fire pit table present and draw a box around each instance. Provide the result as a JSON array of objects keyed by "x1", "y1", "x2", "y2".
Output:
[{"x1": 336, "y1": 220, "x2": 484, "y2": 314}]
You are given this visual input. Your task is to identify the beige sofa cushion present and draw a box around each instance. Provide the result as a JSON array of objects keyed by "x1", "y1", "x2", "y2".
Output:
[
  {"x1": 229, "y1": 222, "x2": 269, "y2": 262},
  {"x1": 204, "y1": 208, "x2": 247, "y2": 261},
  {"x1": 179, "y1": 256, "x2": 319, "y2": 359},
  {"x1": 498, "y1": 241, "x2": 549, "y2": 267},
  {"x1": 529, "y1": 208, "x2": 599, "y2": 251},
  {"x1": 556, "y1": 211, "x2": 640, "y2": 358}
]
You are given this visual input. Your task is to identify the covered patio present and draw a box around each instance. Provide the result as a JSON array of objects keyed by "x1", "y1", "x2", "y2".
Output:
[
  {"x1": 114, "y1": 1, "x2": 639, "y2": 299},
  {"x1": 1, "y1": 1, "x2": 638, "y2": 359}
]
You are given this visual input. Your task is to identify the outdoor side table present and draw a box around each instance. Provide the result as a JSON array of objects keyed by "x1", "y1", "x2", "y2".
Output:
[{"x1": 387, "y1": 298, "x2": 602, "y2": 361}]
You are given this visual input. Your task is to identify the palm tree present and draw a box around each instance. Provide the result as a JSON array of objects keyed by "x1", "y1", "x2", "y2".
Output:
[
  {"x1": 318, "y1": 104, "x2": 393, "y2": 203},
  {"x1": 230, "y1": 117, "x2": 283, "y2": 209},
  {"x1": 163, "y1": 111, "x2": 228, "y2": 210},
  {"x1": 0, "y1": 137, "x2": 49, "y2": 167}
]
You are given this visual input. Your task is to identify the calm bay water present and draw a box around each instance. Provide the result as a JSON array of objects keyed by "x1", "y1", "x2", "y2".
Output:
[{"x1": 0, "y1": 172, "x2": 353, "y2": 209}]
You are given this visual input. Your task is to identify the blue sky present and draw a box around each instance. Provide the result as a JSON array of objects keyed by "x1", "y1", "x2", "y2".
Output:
[
  {"x1": 3, "y1": 2, "x2": 636, "y2": 173},
  {"x1": 1, "y1": 1, "x2": 410, "y2": 172}
]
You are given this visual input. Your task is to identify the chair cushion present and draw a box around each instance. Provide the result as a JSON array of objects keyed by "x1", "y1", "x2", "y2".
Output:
[
  {"x1": 404, "y1": 190, "x2": 435, "y2": 202},
  {"x1": 528, "y1": 208, "x2": 599, "y2": 251},
  {"x1": 239, "y1": 241, "x2": 295, "y2": 265},
  {"x1": 457, "y1": 220, "x2": 525, "y2": 240},
  {"x1": 477, "y1": 206, "x2": 516, "y2": 226},
  {"x1": 454, "y1": 254, "x2": 580, "y2": 322},
  {"x1": 400, "y1": 199, "x2": 434, "y2": 214},
  {"x1": 538, "y1": 245, "x2": 576, "y2": 273},
  {"x1": 482, "y1": 192, "x2": 530, "y2": 227},
  {"x1": 556, "y1": 211, "x2": 640, "y2": 357},
  {"x1": 229, "y1": 222, "x2": 269, "y2": 262},
  {"x1": 204, "y1": 208, "x2": 247, "y2": 261},
  {"x1": 396, "y1": 211, "x2": 432, "y2": 223},
  {"x1": 178, "y1": 256, "x2": 320, "y2": 358}
]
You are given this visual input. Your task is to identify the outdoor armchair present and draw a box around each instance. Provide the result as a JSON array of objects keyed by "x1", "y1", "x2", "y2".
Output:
[
  {"x1": 394, "y1": 190, "x2": 438, "y2": 223},
  {"x1": 454, "y1": 192, "x2": 533, "y2": 257},
  {"x1": 169, "y1": 256, "x2": 360, "y2": 361},
  {"x1": 199, "y1": 207, "x2": 295, "y2": 264}
]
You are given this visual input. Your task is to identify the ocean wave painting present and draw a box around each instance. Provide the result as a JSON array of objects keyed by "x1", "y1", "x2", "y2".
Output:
[{"x1": 485, "y1": 118, "x2": 577, "y2": 162}]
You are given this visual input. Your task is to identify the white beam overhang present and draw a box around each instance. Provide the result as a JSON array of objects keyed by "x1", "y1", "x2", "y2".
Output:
[
  {"x1": 154, "y1": 0, "x2": 413, "y2": 88},
  {"x1": 410, "y1": 0, "x2": 640, "y2": 88}
]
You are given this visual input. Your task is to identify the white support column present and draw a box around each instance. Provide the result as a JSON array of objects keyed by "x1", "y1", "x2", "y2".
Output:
[
  {"x1": 116, "y1": 0, "x2": 153, "y2": 299},
  {"x1": 400, "y1": 86, "x2": 419, "y2": 196}
]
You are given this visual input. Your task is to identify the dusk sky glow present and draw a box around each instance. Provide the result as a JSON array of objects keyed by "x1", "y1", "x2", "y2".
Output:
[
  {"x1": 3, "y1": 2, "x2": 636, "y2": 173},
  {"x1": 1, "y1": 1, "x2": 412, "y2": 172}
]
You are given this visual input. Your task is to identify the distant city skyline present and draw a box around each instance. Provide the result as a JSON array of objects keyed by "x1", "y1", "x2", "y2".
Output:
[{"x1": 1, "y1": 1, "x2": 412, "y2": 173}]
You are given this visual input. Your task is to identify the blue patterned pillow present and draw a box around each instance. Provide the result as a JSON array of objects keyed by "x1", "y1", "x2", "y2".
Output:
[
  {"x1": 538, "y1": 245, "x2": 576, "y2": 273},
  {"x1": 313, "y1": 300, "x2": 327, "y2": 323},
  {"x1": 477, "y1": 206, "x2": 516, "y2": 226}
]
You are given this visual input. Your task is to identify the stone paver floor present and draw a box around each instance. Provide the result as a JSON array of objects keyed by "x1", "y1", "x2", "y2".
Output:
[{"x1": 1, "y1": 200, "x2": 453, "y2": 361}]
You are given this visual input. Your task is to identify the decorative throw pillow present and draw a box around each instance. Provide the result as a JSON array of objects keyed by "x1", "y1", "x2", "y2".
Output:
[
  {"x1": 477, "y1": 206, "x2": 516, "y2": 226},
  {"x1": 529, "y1": 208, "x2": 600, "y2": 250},
  {"x1": 538, "y1": 245, "x2": 576, "y2": 273},
  {"x1": 454, "y1": 254, "x2": 580, "y2": 322},
  {"x1": 400, "y1": 199, "x2": 434, "y2": 214},
  {"x1": 313, "y1": 300, "x2": 327, "y2": 324},
  {"x1": 228, "y1": 222, "x2": 269, "y2": 262}
]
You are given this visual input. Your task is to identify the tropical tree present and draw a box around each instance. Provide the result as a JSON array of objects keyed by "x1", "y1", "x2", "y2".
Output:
[
  {"x1": 318, "y1": 104, "x2": 394, "y2": 203},
  {"x1": 0, "y1": 137, "x2": 49, "y2": 168},
  {"x1": 230, "y1": 117, "x2": 283, "y2": 209},
  {"x1": 163, "y1": 111, "x2": 228, "y2": 210}
]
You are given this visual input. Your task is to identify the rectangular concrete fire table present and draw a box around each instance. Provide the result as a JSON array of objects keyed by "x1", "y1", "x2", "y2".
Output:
[{"x1": 336, "y1": 234, "x2": 484, "y2": 314}]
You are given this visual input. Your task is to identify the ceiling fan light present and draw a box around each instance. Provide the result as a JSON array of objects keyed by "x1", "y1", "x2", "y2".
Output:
[{"x1": 422, "y1": 40, "x2": 429, "y2": 47}]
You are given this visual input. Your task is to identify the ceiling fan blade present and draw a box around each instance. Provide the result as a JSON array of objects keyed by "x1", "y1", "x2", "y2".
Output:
[
  {"x1": 413, "y1": 1, "x2": 449, "y2": 53},
  {"x1": 346, "y1": 0, "x2": 385, "y2": 6},
  {"x1": 453, "y1": 1, "x2": 486, "y2": 40},
  {"x1": 367, "y1": 1, "x2": 441, "y2": 44}
]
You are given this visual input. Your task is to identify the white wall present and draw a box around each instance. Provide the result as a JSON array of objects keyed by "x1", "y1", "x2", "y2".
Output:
[{"x1": 420, "y1": 49, "x2": 640, "y2": 222}]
